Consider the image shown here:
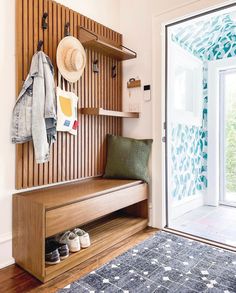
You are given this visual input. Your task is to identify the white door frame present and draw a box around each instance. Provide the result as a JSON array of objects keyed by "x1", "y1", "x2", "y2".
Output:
[
  {"x1": 208, "y1": 57, "x2": 236, "y2": 206},
  {"x1": 151, "y1": 0, "x2": 236, "y2": 229}
]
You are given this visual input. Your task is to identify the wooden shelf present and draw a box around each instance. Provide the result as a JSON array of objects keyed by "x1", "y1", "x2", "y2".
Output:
[
  {"x1": 81, "y1": 108, "x2": 140, "y2": 118},
  {"x1": 79, "y1": 28, "x2": 137, "y2": 61},
  {"x1": 45, "y1": 215, "x2": 148, "y2": 280}
]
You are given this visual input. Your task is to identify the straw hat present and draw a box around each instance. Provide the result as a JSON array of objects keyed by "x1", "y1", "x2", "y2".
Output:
[{"x1": 56, "y1": 36, "x2": 86, "y2": 83}]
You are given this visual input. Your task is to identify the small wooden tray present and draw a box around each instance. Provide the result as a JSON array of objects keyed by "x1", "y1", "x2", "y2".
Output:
[{"x1": 127, "y1": 79, "x2": 141, "y2": 88}]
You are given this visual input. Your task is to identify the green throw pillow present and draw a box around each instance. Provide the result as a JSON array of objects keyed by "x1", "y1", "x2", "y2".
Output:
[{"x1": 103, "y1": 134, "x2": 153, "y2": 182}]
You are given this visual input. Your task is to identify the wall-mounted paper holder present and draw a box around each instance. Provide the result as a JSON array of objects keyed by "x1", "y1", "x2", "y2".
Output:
[{"x1": 127, "y1": 78, "x2": 141, "y2": 88}]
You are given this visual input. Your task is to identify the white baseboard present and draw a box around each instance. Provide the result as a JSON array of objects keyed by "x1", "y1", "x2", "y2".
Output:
[
  {"x1": 0, "y1": 232, "x2": 15, "y2": 269},
  {"x1": 0, "y1": 232, "x2": 12, "y2": 243},
  {"x1": 171, "y1": 192, "x2": 204, "y2": 220},
  {"x1": 0, "y1": 259, "x2": 15, "y2": 269}
]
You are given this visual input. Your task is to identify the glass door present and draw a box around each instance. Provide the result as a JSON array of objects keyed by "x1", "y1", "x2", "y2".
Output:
[
  {"x1": 164, "y1": 2, "x2": 236, "y2": 247},
  {"x1": 220, "y1": 69, "x2": 236, "y2": 206},
  {"x1": 166, "y1": 26, "x2": 203, "y2": 225}
]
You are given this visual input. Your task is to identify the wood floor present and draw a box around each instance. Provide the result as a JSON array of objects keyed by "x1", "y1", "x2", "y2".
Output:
[{"x1": 0, "y1": 228, "x2": 158, "y2": 293}]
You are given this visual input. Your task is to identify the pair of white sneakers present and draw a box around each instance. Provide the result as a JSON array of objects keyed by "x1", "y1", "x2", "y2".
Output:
[{"x1": 56, "y1": 228, "x2": 91, "y2": 253}]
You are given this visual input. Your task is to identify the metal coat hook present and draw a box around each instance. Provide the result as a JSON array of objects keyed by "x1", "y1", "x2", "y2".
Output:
[
  {"x1": 93, "y1": 60, "x2": 99, "y2": 73},
  {"x1": 37, "y1": 40, "x2": 44, "y2": 51},
  {"x1": 37, "y1": 12, "x2": 48, "y2": 52},
  {"x1": 112, "y1": 65, "x2": 117, "y2": 78},
  {"x1": 42, "y1": 12, "x2": 48, "y2": 30},
  {"x1": 64, "y1": 22, "x2": 70, "y2": 37}
]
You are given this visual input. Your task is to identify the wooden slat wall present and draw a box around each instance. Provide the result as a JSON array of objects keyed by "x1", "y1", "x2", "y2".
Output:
[{"x1": 15, "y1": 0, "x2": 122, "y2": 189}]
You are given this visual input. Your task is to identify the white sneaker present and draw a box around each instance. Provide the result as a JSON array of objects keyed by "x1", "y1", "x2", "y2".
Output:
[
  {"x1": 73, "y1": 228, "x2": 91, "y2": 248},
  {"x1": 57, "y1": 231, "x2": 81, "y2": 252}
]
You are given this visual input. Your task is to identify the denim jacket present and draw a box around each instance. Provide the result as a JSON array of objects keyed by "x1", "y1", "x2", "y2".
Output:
[{"x1": 11, "y1": 51, "x2": 57, "y2": 164}]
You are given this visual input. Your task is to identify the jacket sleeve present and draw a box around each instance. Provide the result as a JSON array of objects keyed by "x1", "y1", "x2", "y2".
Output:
[
  {"x1": 44, "y1": 57, "x2": 57, "y2": 119},
  {"x1": 44, "y1": 55, "x2": 57, "y2": 145},
  {"x1": 31, "y1": 52, "x2": 50, "y2": 163}
]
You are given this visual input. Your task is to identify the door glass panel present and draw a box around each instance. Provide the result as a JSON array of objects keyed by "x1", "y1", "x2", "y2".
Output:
[
  {"x1": 165, "y1": 5, "x2": 236, "y2": 247},
  {"x1": 222, "y1": 70, "x2": 236, "y2": 203}
]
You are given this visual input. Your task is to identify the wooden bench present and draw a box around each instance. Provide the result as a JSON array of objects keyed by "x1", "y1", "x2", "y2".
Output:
[{"x1": 13, "y1": 178, "x2": 148, "y2": 282}]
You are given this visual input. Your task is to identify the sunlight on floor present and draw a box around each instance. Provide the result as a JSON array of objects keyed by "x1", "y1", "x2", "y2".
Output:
[
  {"x1": 171, "y1": 205, "x2": 236, "y2": 246},
  {"x1": 225, "y1": 193, "x2": 236, "y2": 204}
]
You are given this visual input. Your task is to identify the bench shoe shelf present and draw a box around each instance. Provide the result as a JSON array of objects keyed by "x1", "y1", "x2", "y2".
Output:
[{"x1": 45, "y1": 215, "x2": 147, "y2": 280}]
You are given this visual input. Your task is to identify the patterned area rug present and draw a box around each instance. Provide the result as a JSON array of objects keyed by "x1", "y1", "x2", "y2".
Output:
[{"x1": 58, "y1": 231, "x2": 236, "y2": 292}]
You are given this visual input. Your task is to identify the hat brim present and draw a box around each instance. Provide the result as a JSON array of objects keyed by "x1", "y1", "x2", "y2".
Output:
[{"x1": 57, "y1": 36, "x2": 86, "y2": 83}]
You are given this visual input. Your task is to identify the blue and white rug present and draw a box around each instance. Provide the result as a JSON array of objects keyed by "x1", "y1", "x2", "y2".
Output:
[{"x1": 58, "y1": 231, "x2": 236, "y2": 292}]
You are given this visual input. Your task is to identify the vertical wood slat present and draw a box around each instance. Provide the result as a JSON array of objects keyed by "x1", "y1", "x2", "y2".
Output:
[
  {"x1": 80, "y1": 15, "x2": 85, "y2": 179},
  {"x1": 65, "y1": 7, "x2": 70, "y2": 182},
  {"x1": 69, "y1": 9, "x2": 74, "y2": 181},
  {"x1": 28, "y1": 0, "x2": 34, "y2": 188},
  {"x1": 52, "y1": 0, "x2": 58, "y2": 183},
  {"x1": 90, "y1": 48, "x2": 94, "y2": 177},
  {"x1": 61, "y1": 5, "x2": 66, "y2": 182},
  {"x1": 33, "y1": 0, "x2": 39, "y2": 187},
  {"x1": 98, "y1": 24, "x2": 103, "y2": 175},
  {"x1": 84, "y1": 18, "x2": 88, "y2": 178},
  {"x1": 86, "y1": 53, "x2": 90, "y2": 177},
  {"x1": 91, "y1": 21, "x2": 95, "y2": 177},
  {"x1": 15, "y1": 0, "x2": 23, "y2": 189},
  {"x1": 48, "y1": 0, "x2": 53, "y2": 184},
  {"x1": 57, "y1": 3, "x2": 62, "y2": 183},
  {"x1": 73, "y1": 11, "x2": 78, "y2": 180},
  {"x1": 38, "y1": 0, "x2": 44, "y2": 186},
  {"x1": 22, "y1": 0, "x2": 29, "y2": 189},
  {"x1": 43, "y1": 0, "x2": 49, "y2": 186},
  {"x1": 88, "y1": 19, "x2": 92, "y2": 177},
  {"x1": 65, "y1": 6, "x2": 70, "y2": 182},
  {"x1": 104, "y1": 28, "x2": 108, "y2": 172},
  {"x1": 16, "y1": 0, "x2": 123, "y2": 189},
  {"x1": 94, "y1": 21, "x2": 98, "y2": 176}
]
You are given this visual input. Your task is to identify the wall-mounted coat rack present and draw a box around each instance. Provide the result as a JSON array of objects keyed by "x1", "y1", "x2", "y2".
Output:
[{"x1": 15, "y1": 0, "x2": 126, "y2": 190}]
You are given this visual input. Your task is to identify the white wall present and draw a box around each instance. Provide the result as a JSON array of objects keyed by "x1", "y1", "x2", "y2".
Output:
[
  {"x1": 120, "y1": 1, "x2": 203, "y2": 139},
  {"x1": 120, "y1": 0, "x2": 153, "y2": 139},
  {"x1": 56, "y1": 0, "x2": 120, "y2": 32},
  {"x1": 0, "y1": 0, "x2": 120, "y2": 269},
  {"x1": 0, "y1": 0, "x2": 16, "y2": 268}
]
